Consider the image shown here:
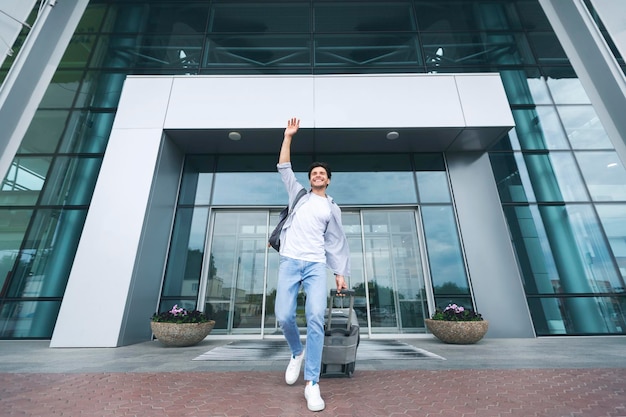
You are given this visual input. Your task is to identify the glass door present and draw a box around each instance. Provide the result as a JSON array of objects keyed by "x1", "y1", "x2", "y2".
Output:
[
  {"x1": 359, "y1": 210, "x2": 428, "y2": 334},
  {"x1": 202, "y1": 208, "x2": 430, "y2": 335},
  {"x1": 203, "y1": 211, "x2": 269, "y2": 334}
]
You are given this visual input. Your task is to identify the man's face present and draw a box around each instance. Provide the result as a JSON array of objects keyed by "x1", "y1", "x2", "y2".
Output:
[{"x1": 309, "y1": 167, "x2": 330, "y2": 189}]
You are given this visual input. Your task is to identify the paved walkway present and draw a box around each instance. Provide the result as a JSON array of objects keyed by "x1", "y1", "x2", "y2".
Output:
[{"x1": 1, "y1": 337, "x2": 625, "y2": 417}]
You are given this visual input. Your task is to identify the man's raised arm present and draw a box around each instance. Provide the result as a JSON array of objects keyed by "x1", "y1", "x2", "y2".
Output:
[{"x1": 279, "y1": 117, "x2": 300, "y2": 164}]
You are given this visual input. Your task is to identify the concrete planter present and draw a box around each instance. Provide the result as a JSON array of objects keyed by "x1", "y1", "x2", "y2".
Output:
[
  {"x1": 150, "y1": 321, "x2": 215, "y2": 347},
  {"x1": 425, "y1": 319, "x2": 489, "y2": 344}
]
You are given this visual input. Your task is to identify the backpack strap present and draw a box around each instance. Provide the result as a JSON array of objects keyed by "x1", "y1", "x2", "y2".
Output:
[{"x1": 290, "y1": 188, "x2": 307, "y2": 213}]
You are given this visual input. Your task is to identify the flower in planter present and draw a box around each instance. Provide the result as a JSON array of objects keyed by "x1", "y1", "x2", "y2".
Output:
[
  {"x1": 430, "y1": 303, "x2": 484, "y2": 322},
  {"x1": 151, "y1": 304, "x2": 211, "y2": 324}
]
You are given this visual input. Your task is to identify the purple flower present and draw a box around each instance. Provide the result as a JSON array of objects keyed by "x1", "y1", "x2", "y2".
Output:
[{"x1": 431, "y1": 303, "x2": 483, "y2": 321}]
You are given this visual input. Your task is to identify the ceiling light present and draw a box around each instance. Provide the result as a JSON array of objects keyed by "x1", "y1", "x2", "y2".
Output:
[
  {"x1": 228, "y1": 131, "x2": 241, "y2": 141},
  {"x1": 607, "y1": 162, "x2": 618, "y2": 168},
  {"x1": 386, "y1": 131, "x2": 399, "y2": 140}
]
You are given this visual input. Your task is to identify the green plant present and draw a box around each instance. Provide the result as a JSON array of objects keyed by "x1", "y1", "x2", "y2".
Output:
[
  {"x1": 431, "y1": 303, "x2": 483, "y2": 321},
  {"x1": 151, "y1": 304, "x2": 211, "y2": 323}
]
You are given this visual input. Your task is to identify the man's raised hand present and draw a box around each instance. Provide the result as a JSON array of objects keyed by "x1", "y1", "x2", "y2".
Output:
[{"x1": 285, "y1": 117, "x2": 300, "y2": 137}]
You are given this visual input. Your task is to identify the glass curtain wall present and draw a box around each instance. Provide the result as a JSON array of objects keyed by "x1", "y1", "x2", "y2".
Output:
[{"x1": 1, "y1": 0, "x2": 625, "y2": 338}]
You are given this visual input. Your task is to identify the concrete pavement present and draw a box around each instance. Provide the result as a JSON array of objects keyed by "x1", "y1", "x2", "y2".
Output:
[{"x1": 1, "y1": 336, "x2": 625, "y2": 416}]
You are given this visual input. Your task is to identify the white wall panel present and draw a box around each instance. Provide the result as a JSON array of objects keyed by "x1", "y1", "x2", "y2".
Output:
[
  {"x1": 591, "y1": 0, "x2": 626, "y2": 60},
  {"x1": 113, "y1": 77, "x2": 174, "y2": 129},
  {"x1": 314, "y1": 74, "x2": 464, "y2": 128},
  {"x1": 166, "y1": 76, "x2": 315, "y2": 129},
  {"x1": 455, "y1": 75, "x2": 515, "y2": 127},
  {"x1": 162, "y1": 74, "x2": 510, "y2": 131},
  {"x1": 51, "y1": 128, "x2": 165, "y2": 347},
  {"x1": 447, "y1": 152, "x2": 535, "y2": 338}
]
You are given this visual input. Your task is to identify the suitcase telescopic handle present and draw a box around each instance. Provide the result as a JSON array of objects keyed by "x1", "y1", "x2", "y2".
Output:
[
  {"x1": 330, "y1": 289, "x2": 355, "y2": 297},
  {"x1": 328, "y1": 289, "x2": 356, "y2": 331}
]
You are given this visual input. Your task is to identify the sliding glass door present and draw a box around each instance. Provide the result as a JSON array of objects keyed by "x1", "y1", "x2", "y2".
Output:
[
  {"x1": 360, "y1": 210, "x2": 429, "y2": 334},
  {"x1": 201, "y1": 208, "x2": 430, "y2": 336}
]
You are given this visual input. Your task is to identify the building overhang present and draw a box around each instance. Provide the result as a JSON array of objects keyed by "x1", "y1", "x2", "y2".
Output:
[
  {"x1": 165, "y1": 125, "x2": 512, "y2": 154},
  {"x1": 121, "y1": 73, "x2": 514, "y2": 154}
]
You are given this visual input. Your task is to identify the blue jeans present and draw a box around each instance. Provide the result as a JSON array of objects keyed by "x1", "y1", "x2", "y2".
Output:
[{"x1": 275, "y1": 256, "x2": 327, "y2": 383}]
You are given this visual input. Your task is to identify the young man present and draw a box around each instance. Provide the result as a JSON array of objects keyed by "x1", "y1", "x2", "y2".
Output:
[{"x1": 275, "y1": 117, "x2": 351, "y2": 412}]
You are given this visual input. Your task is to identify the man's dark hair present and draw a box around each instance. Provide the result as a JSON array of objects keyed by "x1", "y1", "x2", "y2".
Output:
[{"x1": 308, "y1": 162, "x2": 331, "y2": 180}]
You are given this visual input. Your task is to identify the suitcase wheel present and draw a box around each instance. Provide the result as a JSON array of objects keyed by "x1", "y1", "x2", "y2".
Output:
[{"x1": 345, "y1": 362, "x2": 355, "y2": 378}]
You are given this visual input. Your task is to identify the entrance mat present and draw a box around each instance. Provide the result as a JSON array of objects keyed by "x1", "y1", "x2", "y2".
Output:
[{"x1": 193, "y1": 339, "x2": 444, "y2": 361}]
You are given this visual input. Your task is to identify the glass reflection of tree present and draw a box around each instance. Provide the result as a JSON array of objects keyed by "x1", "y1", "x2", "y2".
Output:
[{"x1": 353, "y1": 280, "x2": 396, "y2": 323}]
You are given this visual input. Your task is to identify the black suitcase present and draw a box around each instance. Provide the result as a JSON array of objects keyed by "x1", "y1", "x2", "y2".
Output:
[{"x1": 320, "y1": 289, "x2": 360, "y2": 378}]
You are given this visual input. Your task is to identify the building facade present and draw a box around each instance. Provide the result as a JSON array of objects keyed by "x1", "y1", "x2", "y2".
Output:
[{"x1": 0, "y1": 0, "x2": 625, "y2": 347}]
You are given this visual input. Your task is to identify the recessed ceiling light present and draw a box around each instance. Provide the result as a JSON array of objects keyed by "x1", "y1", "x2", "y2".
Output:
[
  {"x1": 607, "y1": 162, "x2": 618, "y2": 168},
  {"x1": 228, "y1": 131, "x2": 241, "y2": 141},
  {"x1": 386, "y1": 131, "x2": 399, "y2": 140}
]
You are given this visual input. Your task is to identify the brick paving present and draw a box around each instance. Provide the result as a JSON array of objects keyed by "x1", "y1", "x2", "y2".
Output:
[{"x1": 1, "y1": 369, "x2": 625, "y2": 417}]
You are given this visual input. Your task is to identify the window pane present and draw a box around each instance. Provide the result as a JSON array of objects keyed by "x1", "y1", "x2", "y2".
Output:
[
  {"x1": 528, "y1": 296, "x2": 625, "y2": 335},
  {"x1": 39, "y1": 71, "x2": 84, "y2": 108},
  {"x1": 503, "y1": 205, "x2": 560, "y2": 295},
  {"x1": 596, "y1": 204, "x2": 626, "y2": 289},
  {"x1": 489, "y1": 153, "x2": 533, "y2": 203},
  {"x1": 0, "y1": 301, "x2": 62, "y2": 338},
  {"x1": 143, "y1": 4, "x2": 210, "y2": 34},
  {"x1": 421, "y1": 205, "x2": 469, "y2": 295},
  {"x1": 314, "y1": 154, "x2": 418, "y2": 204},
  {"x1": 162, "y1": 207, "x2": 209, "y2": 297},
  {"x1": 74, "y1": 4, "x2": 106, "y2": 34},
  {"x1": 210, "y1": 3, "x2": 309, "y2": 33},
  {"x1": 1, "y1": 157, "x2": 51, "y2": 206},
  {"x1": 416, "y1": 2, "x2": 481, "y2": 31},
  {"x1": 73, "y1": 71, "x2": 98, "y2": 108},
  {"x1": 315, "y1": 2, "x2": 415, "y2": 32},
  {"x1": 18, "y1": 111, "x2": 69, "y2": 154},
  {"x1": 57, "y1": 111, "x2": 114, "y2": 154},
  {"x1": 132, "y1": 35, "x2": 204, "y2": 71},
  {"x1": 77, "y1": 71, "x2": 127, "y2": 109},
  {"x1": 526, "y1": 32, "x2": 569, "y2": 65},
  {"x1": 538, "y1": 152, "x2": 588, "y2": 201},
  {"x1": 330, "y1": 172, "x2": 417, "y2": 205},
  {"x1": 178, "y1": 155, "x2": 215, "y2": 205},
  {"x1": 0, "y1": 209, "x2": 33, "y2": 293},
  {"x1": 316, "y1": 34, "x2": 419, "y2": 67},
  {"x1": 512, "y1": 107, "x2": 569, "y2": 150},
  {"x1": 416, "y1": 172, "x2": 450, "y2": 203},
  {"x1": 39, "y1": 157, "x2": 103, "y2": 206},
  {"x1": 516, "y1": 1, "x2": 552, "y2": 30},
  {"x1": 422, "y1": 33, "x2": 527, "y2": 68},
  {"x1": 6, "y1": 209, "x2": 88, "y2": 298},
  {"x1": 205, "y1": 34, "x2": 310, "y2": 67},
  {"x1": 213, "y1": 172, "x2": 289, "y2": 205},
  {"x1": 575, "y1": 151, "x2": 626, "y2": 201},
  {"x1": 414, "y1": 153, "x2": 445, "y2": 171},
  {"x1": 522, "y1": 153, "x2": 589, "y2": 202},
  {"x1": 558, "y1": 106, "x2": 613, "y2": 149},
  {"x1": 212, "y1": 155, "x2": 310, "y2": 206},
  {"x1": 538, "y1": 204, "x2": 622, "y2": 294},
  {"x1": 58, "y1": 35, "x2": 98, "y2": 69},
  {"x1": 545, "y1": 71, "x2": 591, "y2": 104},
  {"x1": 500, "y1": 69, "x2": 551, "y2": 105}
]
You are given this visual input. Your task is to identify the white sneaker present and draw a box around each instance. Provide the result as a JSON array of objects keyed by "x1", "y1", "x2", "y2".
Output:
[
  {"x1": 304, "y1": 382, "x2": 325, "y2": 412},
  {"x1": 285, "y1": 350, "x2": 305, "y2": 385}
]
